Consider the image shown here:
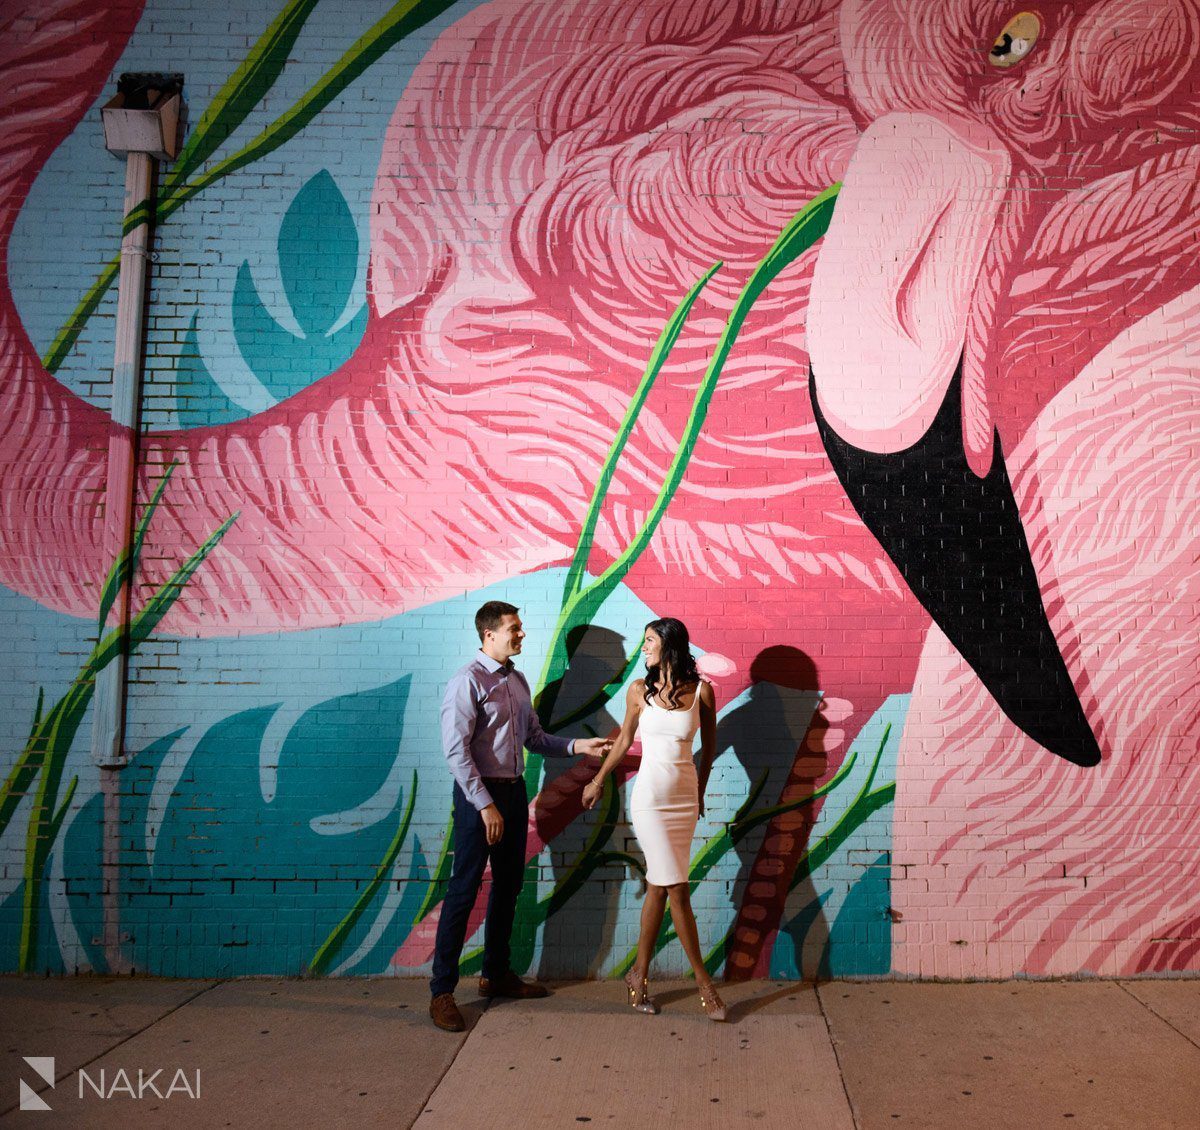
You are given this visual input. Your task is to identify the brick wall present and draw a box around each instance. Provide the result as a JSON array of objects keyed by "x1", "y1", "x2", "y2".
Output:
[{"x1": 2, "y1": 0, "x2": 1198, "y2": 980}]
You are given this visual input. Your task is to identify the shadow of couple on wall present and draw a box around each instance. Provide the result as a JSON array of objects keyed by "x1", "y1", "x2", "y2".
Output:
[{"x1": 534, "y1": 628, "x2": 831, "y2": 983}]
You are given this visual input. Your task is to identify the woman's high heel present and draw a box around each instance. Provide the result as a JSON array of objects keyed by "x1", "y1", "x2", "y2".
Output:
[
  {"x1": 624, "y1": 970, "x2": 660, "y2": 1015},
  {"x1": 698, "y1": 981, "x2": 727, "y2": 1022}
]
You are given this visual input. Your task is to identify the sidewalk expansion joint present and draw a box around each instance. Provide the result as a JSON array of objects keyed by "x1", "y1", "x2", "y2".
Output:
[
  {"x1": 814, "y1": 982, "x2": 861, "y2": 1130},
  {"x1": 1115, "y1": 980, "x2": 1200, "y2": 1053}
]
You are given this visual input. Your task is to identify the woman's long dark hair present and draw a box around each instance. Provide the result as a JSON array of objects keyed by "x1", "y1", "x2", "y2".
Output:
[{"x1": 643, "y1": 617, "x2": 700, "y2": 708}]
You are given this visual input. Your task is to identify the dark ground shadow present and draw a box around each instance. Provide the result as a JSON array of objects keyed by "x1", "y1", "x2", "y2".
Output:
[
  {"x1": 716, "y1": 646, "x2": 830, "y2": 980},
  {"x1": 535, "y1": 625, "x2": 631, "y2": 980}
]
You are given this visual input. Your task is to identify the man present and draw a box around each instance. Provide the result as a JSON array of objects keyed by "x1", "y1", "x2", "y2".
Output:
[{"x1": 429, "y1": 601, "x2": 611, "y2": 1031}]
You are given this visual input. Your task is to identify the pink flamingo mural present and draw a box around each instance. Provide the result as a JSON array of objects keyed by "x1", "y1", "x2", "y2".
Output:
[
  {"x1": 2, "y1": 0, "x2": 1198, "y2": 976},
  {"x1": 893, "y1": 284, "x2": 1200, "y2": 977}
]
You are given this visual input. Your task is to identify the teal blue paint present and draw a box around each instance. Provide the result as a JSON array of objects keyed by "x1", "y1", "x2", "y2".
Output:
[
  {"x1": 770, "y1": 889, "x2": 832, "y2": 980},
  {"x1": 229, "y1": 171, "x2": 368, "y2": 405},
  {"x1": 60, "y1": 680, "x2": 415, "y2": 977},
  {"x1": 821, "y1": 854, "x2": 892, "y2": 976},
  {"x1": 61, "y1": 728, "x2": 188, "y2": 973},
  {"x1": 174, "y1": 312, "x2": 252, "y2": 425},
  {"x1": 174, "y1": 171, "x2": 368, "y2": 425},
  {"x1": 278, "y1": 170, "x2": 361, "y2": 339}
]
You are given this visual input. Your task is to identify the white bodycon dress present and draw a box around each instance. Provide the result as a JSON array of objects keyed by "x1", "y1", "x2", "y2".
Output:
[{"x1": 630, "y1": 690, "x2": 701, "y2": 886}]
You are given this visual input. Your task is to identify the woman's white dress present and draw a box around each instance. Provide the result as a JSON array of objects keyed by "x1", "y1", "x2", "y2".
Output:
[{"x1": 630, "y1": 689, "x2": 700, "y2": 886}]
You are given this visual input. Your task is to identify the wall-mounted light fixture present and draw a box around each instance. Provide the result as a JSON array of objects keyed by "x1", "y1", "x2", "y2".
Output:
[{"x1": 101, "y1": 72, "x2": 183, "y2": 160}]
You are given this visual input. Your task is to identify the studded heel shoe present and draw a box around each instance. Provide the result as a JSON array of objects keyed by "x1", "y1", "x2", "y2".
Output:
[
  {"x1": 698, "y1": 981, "x2": 727, "y2": 1022},
  {"x1": 624, "y1": 970, "x2": 660, "y2": 1015}
]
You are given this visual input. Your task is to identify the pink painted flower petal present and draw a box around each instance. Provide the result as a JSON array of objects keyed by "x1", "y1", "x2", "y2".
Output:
[{"x1": 696, "y1": 652, "x2": 737, "y2": 678}]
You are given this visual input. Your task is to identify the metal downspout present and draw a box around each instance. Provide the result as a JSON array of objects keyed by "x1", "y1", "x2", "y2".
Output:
[{"x1": 90, "y1": 150, "x2": 155, "y2": 974}]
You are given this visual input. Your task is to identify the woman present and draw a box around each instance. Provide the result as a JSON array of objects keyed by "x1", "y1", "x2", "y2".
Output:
[{"x1": 582, "y1": 617, "x2": 724, "y2": 1020}]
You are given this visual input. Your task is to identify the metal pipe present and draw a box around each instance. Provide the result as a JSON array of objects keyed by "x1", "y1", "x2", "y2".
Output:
[{"x1": 90, "y1": 150, "x2": 155, "y2": 974}]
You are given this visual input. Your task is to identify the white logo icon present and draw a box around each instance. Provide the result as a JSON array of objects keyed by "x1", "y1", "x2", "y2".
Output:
[{"x1": 20, "y1": 1056, "x2": 55, "y2": 1111}]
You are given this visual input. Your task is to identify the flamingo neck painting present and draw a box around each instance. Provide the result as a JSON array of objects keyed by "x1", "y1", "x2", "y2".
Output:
[{"x1": 1, "y1": 0, "x2": 1198, "y2": 981}]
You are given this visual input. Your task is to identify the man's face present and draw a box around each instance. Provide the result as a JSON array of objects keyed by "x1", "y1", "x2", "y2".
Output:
[{"x1": 487, "y1": 614, "x2": 525, "y2": 661}]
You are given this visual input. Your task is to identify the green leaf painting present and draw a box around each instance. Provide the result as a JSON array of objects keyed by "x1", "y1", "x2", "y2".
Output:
[{"x1": 276, "y1": 171, "x2": 363, "y2": 340}]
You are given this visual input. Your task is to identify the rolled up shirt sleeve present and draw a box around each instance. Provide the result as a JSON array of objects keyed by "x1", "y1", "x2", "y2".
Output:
[
  {"x1": 441, "y1": 672, "x2": 494, "y2": 810},
  {"x1": 517, "y1": 672, "x2": 575, "y2": 758}
]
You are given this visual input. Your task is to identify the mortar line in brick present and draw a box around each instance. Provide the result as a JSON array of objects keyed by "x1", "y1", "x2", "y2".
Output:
[
  {"x1": 1115, "y1": 980, "x2": 1200, "y2": 1053},
  {"x1": 814, "y1": 982, "x2": 861, "y2": 1130}
]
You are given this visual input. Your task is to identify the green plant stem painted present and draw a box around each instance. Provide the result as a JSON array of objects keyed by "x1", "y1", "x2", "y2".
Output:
[
  {"x1": 308, "y1": 769, "x2": 419, "y2": 975},
  {"x1": 398, "y1": 186, "x2": 845, "y2": 978},
  {"x1": 413, "y1": 816, "x2": 454, "y2": 924},
  {"x1": 2, "y1": 463, "x2": 237, "y2": 971},
  {"x1": 530, "y1": 261, "x2": 723, "y2": 735},
  {"x1": 533, "y1": 183, "x2": 841, "y2": 743},
  {"x1": 509, "y1": 188, "x2": 841, "y2": 972}
]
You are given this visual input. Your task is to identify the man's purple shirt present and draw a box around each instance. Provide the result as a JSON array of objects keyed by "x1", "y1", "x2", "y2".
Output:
[{"x1": 441, "y1": 650, "x2": 575, "y2": 810}]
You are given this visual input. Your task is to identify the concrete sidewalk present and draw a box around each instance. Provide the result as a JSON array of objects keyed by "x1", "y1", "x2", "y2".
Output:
[{"x1": 3, "y1": 976, "x2": 1199, "y2": 1128}]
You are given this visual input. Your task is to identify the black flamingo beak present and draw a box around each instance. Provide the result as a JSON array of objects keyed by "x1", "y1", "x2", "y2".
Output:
[
  {"x1": 811, "y1": 362, "x2": 1101, "y2": 766},
  {"x1": 806, "y1": 110, "x2": 1099, "y2": 766}
]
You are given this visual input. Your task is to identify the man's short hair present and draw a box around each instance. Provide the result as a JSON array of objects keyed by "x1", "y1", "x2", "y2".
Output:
[{"x1": 475, "y1": 600, "x2": 519, "y2": 641}]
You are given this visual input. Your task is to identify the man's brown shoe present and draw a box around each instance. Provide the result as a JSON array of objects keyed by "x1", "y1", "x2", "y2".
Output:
[
  {"x1": 429, "y1": 992, "x2": 466, "y2": 1031},
  {"x1": 478, "y1": 970, "x2": 549, "y2": 999}
]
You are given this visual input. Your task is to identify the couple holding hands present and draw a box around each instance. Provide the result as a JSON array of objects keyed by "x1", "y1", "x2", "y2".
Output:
[{"x1": 429, "y1": 601, "x2": 724, "y2": 1031}]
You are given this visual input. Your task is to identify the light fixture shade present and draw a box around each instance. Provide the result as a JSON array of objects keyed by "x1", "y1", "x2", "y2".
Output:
[{"x1": 101, "y1": 81, "x2": 182, "y2": 161}]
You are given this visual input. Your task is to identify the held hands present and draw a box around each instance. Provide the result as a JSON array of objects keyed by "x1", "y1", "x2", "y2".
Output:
[
  {"x1": 580, "y1": 736, "x2": 614, "y2": 809},
  {"x1": 575, "y1": 737, "x2": 612, "y2": 758}
]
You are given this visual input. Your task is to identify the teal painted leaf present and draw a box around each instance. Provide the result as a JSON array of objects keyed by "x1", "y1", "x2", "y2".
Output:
[
  {"x1": 231, "y1": 171, "x2": 367, "y2": 403},
  {"x1": 822, "y1": 854, "x2": 892, "y2": 976},
  {"x1": 278, "y1": 170, "x2": 360, "y2": 338},
  {"x1": 769, "y1": 888, "x2": 831, "y2": 980},
  {"x1": 174, "y1": 312, "x2": 252, "y2": 427},
  {"x1": 61, "y1": 678, "x2": 415, "y2": 978}
]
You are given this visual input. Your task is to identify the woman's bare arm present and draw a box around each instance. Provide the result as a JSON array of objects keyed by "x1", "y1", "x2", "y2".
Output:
[{"x1": 581, "y1": 681, "x2": 644, "y2": 808}]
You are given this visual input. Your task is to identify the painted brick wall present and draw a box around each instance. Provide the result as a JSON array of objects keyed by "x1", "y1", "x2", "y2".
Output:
[{"x1": 2, "y1": 0, "x2": 1198, "y2": 981}]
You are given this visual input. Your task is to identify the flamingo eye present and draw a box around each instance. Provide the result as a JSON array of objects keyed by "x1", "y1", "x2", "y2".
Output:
[{"x1": 988, "y1": 11, "x2": 1041, "y2": 68}]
